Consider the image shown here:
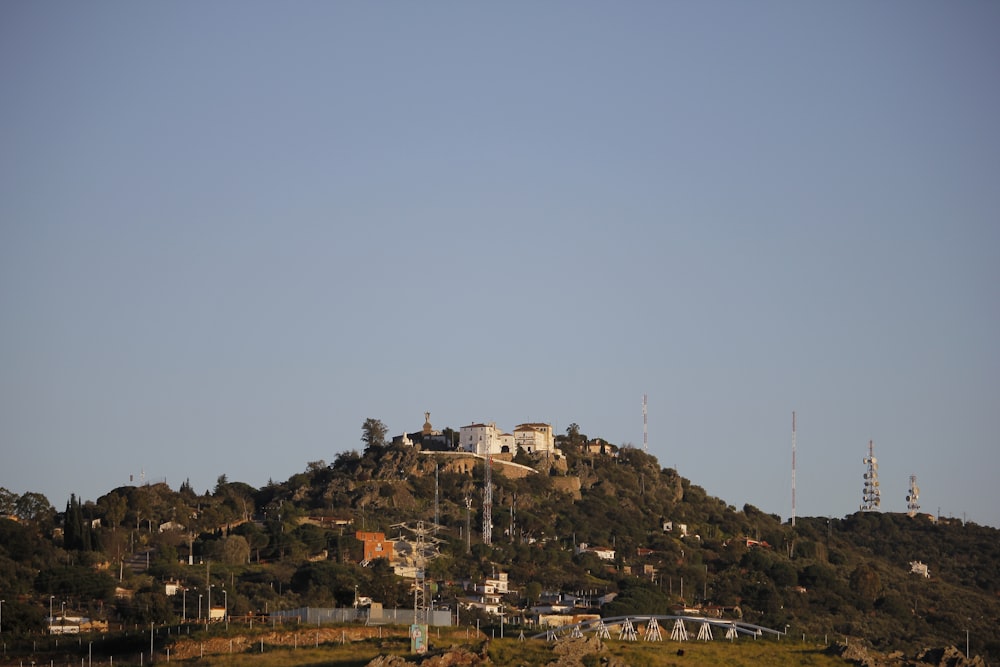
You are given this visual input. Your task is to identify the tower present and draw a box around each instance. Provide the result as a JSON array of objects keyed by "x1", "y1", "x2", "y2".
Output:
[
  {"x1": 643, "y1": 394, "x2": 648, "y2": 452},
  {"x1": 791, "y1": 411, "x2": 797, "y2": 528},
  {"x1": 907, "y1": 474, "x2": 921, "y2": 517},
  {"x1": 860, "y1": 440, "x2": 881, "y2": 512},
  {"x1": 482, "y1": 456, "x2": 493, "y2": 546}
]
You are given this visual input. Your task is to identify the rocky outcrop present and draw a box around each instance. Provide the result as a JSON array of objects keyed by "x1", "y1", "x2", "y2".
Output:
[{"x1": 832, "y1": 641, "x2": 986, "y2": 667}]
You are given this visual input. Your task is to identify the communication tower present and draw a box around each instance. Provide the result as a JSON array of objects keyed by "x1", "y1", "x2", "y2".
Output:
[
  {"x1": 643, "y1": 394, "x2": 648, "y2": 452},
  {"x1": 390, "y1": 521, "x2": 441, "y2": 625},
  {"x1": 791, "y1": 411, "x2": 797, "y2": 528},
  {"x1": 434, "y1": 463, "x2": 440, "y2": 530},
  {"x1": 906, "y1": 474, "x2": 921, "y2": 517},
  {"x1": 860, "y1": 440, "x2": 881, "y2": 512},
  {"x1": 482, "y1": 455, "x2": 493, "y2": 546},
  {"x1": 464, "y1": 497, "x2": 472, "y2": 553}
]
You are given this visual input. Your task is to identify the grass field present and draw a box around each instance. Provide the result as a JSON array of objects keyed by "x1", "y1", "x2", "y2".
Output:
[
  {"x1": 0, "y1": 626, "x2": 856, "y2": 666},
  {"x1": 162, "y1": 632, "x2": 854, "y2": 666}
]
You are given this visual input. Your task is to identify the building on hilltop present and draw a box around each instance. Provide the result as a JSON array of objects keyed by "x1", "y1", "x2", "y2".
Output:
[
  {"x1": 392, "y1": 412, "x2": 453, "y2": 449},
  {"x1": 514, "y1": 423, "x2": 555, "y2": 454},
  {"x1": 460, "y1": 422, "x2": 516, "y2": 456}
]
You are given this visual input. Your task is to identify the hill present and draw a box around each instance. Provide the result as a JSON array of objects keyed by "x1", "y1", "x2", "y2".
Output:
[{"x1": 1, "y1": 433, "x2": 998, "y2": 663}]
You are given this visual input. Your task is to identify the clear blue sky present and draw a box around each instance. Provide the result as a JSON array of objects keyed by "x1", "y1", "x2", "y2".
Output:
[{"x1": 2, "y1": 2, "x2": 998, "y2": 527}]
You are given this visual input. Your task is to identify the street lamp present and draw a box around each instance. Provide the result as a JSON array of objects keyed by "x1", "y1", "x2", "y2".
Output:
[
  {"x1": 198, "y1": 594, "x2": 203, "y2": 621},
  {"x1": 223, "y1": 590, "x2": 228, "y2": 623},
  {"x1": 182, "y1": 588, "x2": 186, "y2": 622},
  {"x1": 1, "y1": 598, "x2": 5, "y2": 636},
  {"x1": 49, "y1": 596, "x2": 54, "y2": 628}
]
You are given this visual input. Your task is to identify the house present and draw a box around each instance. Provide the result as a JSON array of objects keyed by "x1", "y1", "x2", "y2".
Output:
[
  {"x1": 460, "y1": 422, "x2": 515, "y2": 456},
  {"x1": 484, "y1": 572, "x2": 509, "y2": 594},
  {"x1": 356, "y1": 531, "x2": 393, "y2": 563},
  {"x1": 582, "y1": 440, "x2": 618, "y2": 457},
  {"x1": 909, "y1": 560, "x2": 930, "y2": 578},
  {"x1": 158, "y1": 520, "x2": 185, "y2": 533},
  {"x1": 575, "y1": 543, "x2": 616, "y2": 561},
  {"x1": 514, "y1": 423, "x2": 555, "y2": 455}
]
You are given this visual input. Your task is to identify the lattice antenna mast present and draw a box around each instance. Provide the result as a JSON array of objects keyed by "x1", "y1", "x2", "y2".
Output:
[
  {"x1": 482, "y1": 456, "x2": 493, "y2": 546},
  {"x1": 643, "y1": 394, "x2": 648, "y2": 452},
  {"x1": 907, "y1": 474, "x2": 921, "y2": 517},
  {"x1": 464, "y1": 497, "x2": 472, "y2": 553},
  {"x1": 861, "y1": 440, "x2": 881, "y2": 512},
  {"x1": 791, "y1": 411, "x2": 797, "y2": 528},
  {"x1": 434, "y1": 463, "x2": 440, "y2": 530}
]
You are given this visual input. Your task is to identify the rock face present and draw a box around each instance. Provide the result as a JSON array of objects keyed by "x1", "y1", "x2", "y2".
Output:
[
  {"x1": 833, "y1": 641, "x2": 986, "y2": 667},
  {"x1": 546, "y1": 635, "x2": 605, "y2": 667},
  {"x1": 364, "y1": 647, "x2": 490, "y2": 667}
]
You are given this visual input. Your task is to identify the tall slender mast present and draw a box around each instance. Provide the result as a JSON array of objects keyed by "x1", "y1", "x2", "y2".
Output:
[
  {"x1": 906, "y1": 474, "x2": 921, "y2": 517},
  {"x1": 434, "y1": 463, "x2": 440, "y2": 529},
  {"x1": 643, "y1": 394, "x2": 648, "y2": 452},
  {"x1": 791, "y1": 411, "x2": 797, "y2": 528},
  {"x1": 482, "y1": 455, "x2": 493, "y2": 546},
  {"x1": 861, "y1": 440, "x2": 881, "y2": 511}
]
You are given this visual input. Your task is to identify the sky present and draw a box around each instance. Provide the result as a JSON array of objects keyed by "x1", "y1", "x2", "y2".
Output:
[{"x1": 2, "y1": 2, "x2": 998, "y2": 528}]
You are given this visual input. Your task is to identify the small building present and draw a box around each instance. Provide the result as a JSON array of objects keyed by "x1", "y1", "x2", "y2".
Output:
[
  {"x1": 356, "y1": 531, "x2": 393, "y2": 563},
  {"x1": 576, "y1": 543, "x2": 616, "y2": 561}
]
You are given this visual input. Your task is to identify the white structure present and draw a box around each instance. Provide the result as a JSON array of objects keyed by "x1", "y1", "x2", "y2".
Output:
[
  {"x1": 909, "y1": 560, "x2": 930, "y2": 578},
  {"x1": 461, "y1": 422, "x2": 515, "y2": 456},
  {"x1": 575, "y1": 543, "x2": 616, "y2": 561},
  {"x1": 907, "y1": 474, "x2": 921, "y2": 517},
  {"x1": 484, "y1": 572, "x2": 509, "y2": 594},
  {"x1": 861, "y1": 440, "x2": 881, "y2": 512},
  {"x1": 514, "y1": 423, "x2": 555, "y2": 454}
]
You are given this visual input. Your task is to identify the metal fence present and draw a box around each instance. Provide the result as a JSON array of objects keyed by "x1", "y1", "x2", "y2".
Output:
[{"x1": 271, "y1": 607, "x2": 453, "y2": 627}]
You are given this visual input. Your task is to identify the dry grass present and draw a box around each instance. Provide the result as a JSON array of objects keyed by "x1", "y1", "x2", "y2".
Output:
[{"x1": 156, "y1": 632, "x2": 854, "y2": 667}]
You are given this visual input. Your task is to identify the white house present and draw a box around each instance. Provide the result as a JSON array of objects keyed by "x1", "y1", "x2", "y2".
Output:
[
  {"x1": 575, "y1": 543, "x2": 616, "y2": 561},
  {"x1": 514, "y1": 423, "x2": 555, "y2": 454},
  {"x1": 484, "y1": 572, "x2": 509, "y2": 594},
  {"x1": 460, "y1": 422, "x2": 515, "y2": 456}
]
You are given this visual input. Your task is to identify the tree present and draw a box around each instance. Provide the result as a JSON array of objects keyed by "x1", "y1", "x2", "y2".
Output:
[
  {"x1": 362, "y1": 418, "x2": 388, "y2": 451},
  {"x1": 0, "y1": 487, "x2": 17, "y2": 515},
  {"x1": 14, "y1": 491, "x2": 54, "y2": 523},
  {"x1": 219, "y1": 534, "x2": 251, "y2": 565}
]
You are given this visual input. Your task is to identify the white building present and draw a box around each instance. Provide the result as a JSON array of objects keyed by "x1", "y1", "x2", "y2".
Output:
[
  {"x1": 460, "y1": 422, "x2": 515, "y2": 456},
  {"x1": 514, "y1": 423, "x2": 555, "y2": 454}
]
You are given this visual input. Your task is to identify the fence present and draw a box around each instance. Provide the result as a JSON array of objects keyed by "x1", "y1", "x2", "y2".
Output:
[{"x1": 271, "y1": 607, "x2": 453, "y2": 627}]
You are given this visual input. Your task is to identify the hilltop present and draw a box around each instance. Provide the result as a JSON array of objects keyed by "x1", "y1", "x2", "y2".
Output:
[{"x1": 1, "y1": 428, "x2": 998, "y2": 664}]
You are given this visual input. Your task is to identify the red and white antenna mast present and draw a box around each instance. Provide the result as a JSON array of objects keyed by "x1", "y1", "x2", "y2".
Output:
[
  {"x1": 643, "y1": 394, "x2": 648, "y2": 452},
  {"x1": 791, "y1": 411, "x2": 797, "y2": 528},
  {"x1": 861, "y1": 440, "x2": 881, "y2": 512},
  {"x1": 482, "y1": 455, "x2": 493, "y2": 546}
]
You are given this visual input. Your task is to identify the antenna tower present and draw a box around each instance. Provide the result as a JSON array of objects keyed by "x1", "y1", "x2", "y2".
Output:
[
  {"x1": 791, "y1": 411, "x2": 797, "y2": 528},
  {"x1": 860, "y1": 440, "x2": 881, "y2": 512},
  {"x1": 482, "y1": 455, "x2": 493, "y2": 546},
  {"x1": 464, "y1": 497, "x2": 472, "y2": 553},
  {"x1": 643, "y1": 394, "x2": 648, "y2": 452},
  {"x1": 906, "y1": 474, "x2": 921, "y2": 517},
  {"x1": 434, "y1": 463, "x2": 440, "y2": 530}
]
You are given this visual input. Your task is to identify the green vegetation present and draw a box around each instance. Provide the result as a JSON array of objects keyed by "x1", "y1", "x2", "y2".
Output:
[{"x1": 1, "y1": 420, "x2": 998, "y2": 663}]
